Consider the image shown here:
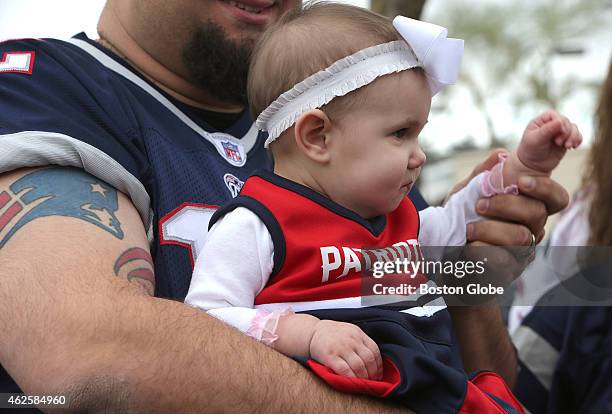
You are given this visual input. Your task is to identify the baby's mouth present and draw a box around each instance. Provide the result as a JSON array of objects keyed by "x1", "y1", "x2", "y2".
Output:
[{"x1": 401, "y1": 181, "x2": 414, "y2": 191}]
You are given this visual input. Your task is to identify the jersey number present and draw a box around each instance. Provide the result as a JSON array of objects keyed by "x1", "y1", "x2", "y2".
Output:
[
  {"x1": 159, "y1": 203, "x2": 218, "y2": 267},
  {"x1": 0, "y1": 51, "x2": 35, "y2": 74}
]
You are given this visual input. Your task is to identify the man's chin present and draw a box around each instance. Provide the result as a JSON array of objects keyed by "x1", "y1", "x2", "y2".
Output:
[{"x1": 183, "y1": 21, "x2": 253, "y2": 106}]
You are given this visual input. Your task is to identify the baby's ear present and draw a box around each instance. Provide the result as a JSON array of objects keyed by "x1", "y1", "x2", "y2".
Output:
[{"x1": 294, "y1": 109, "x2": 332, "y2": 163}]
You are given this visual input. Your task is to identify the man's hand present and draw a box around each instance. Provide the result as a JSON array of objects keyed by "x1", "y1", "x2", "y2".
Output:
[
  {"x1": 451, "y1": 149, "x2": 569, "y2": 246},
  {"x1": 445, "y1": 149, "x2": 570, "y2": 388},
  {"x1": 467, "y1": 173, "x2": 569, "y2": 245}
]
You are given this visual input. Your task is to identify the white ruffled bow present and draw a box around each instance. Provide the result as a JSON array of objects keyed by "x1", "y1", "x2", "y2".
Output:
[
  {"x1": 392, "y1": 16, "x2": 464, "y2": 95},
  {"x1": 257, "y1": 16, "x2": 464, "y2": 147}
]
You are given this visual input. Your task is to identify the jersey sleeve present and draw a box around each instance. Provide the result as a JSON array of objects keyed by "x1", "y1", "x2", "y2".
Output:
[
  {"x1": 0, "y1": 37, "x2": 151, "y2": 225},
  {"x1": 185, "y1": 207, "x2": 275, "y2": 333}
]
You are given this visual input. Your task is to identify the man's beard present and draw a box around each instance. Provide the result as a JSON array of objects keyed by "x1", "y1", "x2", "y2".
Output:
[{"x1": 183, "y1": 22, "x2": 255, "y2": 107}]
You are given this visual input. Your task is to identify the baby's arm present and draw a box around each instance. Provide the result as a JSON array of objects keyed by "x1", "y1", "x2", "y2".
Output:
[
  {"x1": 419, "y1": 111, "x2": 581, "y2": 248},
  {"x1": 185, "y1": 207, "x2": 382, "y2": 380},
  {"x1": 418, "y1": 173, "x2": 486, "y2": 247},
  {"x1": 275, "y1": 316, "x2": 383, "y2": 380},
  {"x1": 185, "y1": 208, "x2": 270, "y2": 332}
]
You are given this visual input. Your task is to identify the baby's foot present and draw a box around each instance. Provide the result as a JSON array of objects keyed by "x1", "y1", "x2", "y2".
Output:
[{"x1": 505, "y1": 110, "x2": 582, "y2": 183}]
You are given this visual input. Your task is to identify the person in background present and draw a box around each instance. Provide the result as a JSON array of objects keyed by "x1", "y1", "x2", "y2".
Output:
[{"x1": 512, "y1": 61, "x2": 612, "y2": 414}]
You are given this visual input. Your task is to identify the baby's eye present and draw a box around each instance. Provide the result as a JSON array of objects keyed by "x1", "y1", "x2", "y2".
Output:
[{"x1": 394, "y1": 128, "x2": 409, "y2": 138}]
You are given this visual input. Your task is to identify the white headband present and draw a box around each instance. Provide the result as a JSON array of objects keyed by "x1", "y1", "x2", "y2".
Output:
[{"x1": 256, "y1": 16, "x2": 464, "y2": 147}]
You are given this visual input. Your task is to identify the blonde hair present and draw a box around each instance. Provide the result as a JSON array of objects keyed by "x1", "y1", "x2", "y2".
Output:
[
  {"x1": 585, "y1": 61, "x2": 612, "y2": 245},
  {"x1": 248, "y1": 1, "x2": 402, "y2": 122}
]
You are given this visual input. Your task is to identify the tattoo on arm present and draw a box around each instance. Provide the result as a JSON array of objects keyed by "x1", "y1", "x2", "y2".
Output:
[
  {"x1": 0, "y1": 167, "x2": 124, "y2": 248},
  {"x1": 114, "y1": 247, "x2": 155, "y2": 295}
]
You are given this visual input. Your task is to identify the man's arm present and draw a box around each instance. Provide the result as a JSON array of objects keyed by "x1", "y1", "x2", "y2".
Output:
[
  {"x1": 445, "y1": 151, "x2": 569, "y2": 388},
  {"x1": 0, "y1": 167, "x2": 408, "y2": 413}
]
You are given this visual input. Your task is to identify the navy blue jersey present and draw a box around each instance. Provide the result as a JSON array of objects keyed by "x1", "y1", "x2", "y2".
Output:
[
  {"x1": 0, "y1": 33, "x2": 434, "y2": 399},
  {"x1": 0, "y1": 33, "x2": 272, "y2": 297},
  {"x1": 0, "y1": 33, "x2": 271, "y2": 396},
  {"x1": 514, "y1": 268, "x2": 612, "y2": 414}
]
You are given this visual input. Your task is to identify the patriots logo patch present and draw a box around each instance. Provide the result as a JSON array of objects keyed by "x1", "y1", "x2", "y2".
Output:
[
  {"x1": 0, "y1": 168, "x2": 123, "y2": 248},
  {"x1": 223, "y1": 173, "x2": 244, "y2": 198}
]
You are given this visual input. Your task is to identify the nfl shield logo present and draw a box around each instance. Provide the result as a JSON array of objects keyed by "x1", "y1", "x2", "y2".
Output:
[
  {"x1": 211, "y1": 133, "x2": 247, "y2": 167},
  {"x1": 221, "y1": 141, "x2": 243, "y2": 164}
]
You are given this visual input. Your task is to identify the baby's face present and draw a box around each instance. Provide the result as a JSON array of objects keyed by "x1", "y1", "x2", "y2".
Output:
[{"x1": 324, "y1": 70, "x2": 431, "y2": 218}]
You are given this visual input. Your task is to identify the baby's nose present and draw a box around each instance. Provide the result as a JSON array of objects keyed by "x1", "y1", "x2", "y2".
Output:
[{"x1": 408, "y1": 146, "x2": 427, "y2": 169}]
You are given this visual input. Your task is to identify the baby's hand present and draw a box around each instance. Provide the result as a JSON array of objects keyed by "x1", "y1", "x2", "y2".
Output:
[
  {"x1": 309, "y1": 320, "x2": 383, "y2": 380},
  {"x1": 516, "y1": 110, "x2": 582, "y2": 174}
]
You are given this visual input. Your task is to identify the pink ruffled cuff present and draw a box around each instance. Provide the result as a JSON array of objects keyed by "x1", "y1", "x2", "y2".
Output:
[
  {"x1": 481, "y1": 152, "x2": 519, "y2": 197},
  {"x1": 246, "y1": 308, "x2": 294, "y2": 347}
]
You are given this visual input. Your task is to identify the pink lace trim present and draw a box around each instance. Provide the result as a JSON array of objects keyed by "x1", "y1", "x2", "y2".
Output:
[
  {"x1": 246, "y1": 308, "x2": 294, "y2": 346},
  {"x1": 481, "y1": 152, "x2": 519, "y2": 197}
]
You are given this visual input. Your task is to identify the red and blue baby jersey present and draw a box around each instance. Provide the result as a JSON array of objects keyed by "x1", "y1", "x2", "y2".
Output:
[
  {"x1": 219, "y1": 170, "x2": 425, "y2": 305},
  {"x1": 209, "y1": 171, "x2": 525, "y2": 414}
]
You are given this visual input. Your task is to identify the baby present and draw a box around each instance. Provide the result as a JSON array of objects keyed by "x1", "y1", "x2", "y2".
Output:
[{"x1": 186, "y1": 3, "x2": 580, "y2": 412}]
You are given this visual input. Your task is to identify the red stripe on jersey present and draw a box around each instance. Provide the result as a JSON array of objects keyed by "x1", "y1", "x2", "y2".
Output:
[
  {"x1": 306, "y1": 357, "x2": 401, "y2": 398},
  {"x1": 460, "y1": 372, "x2": 525, "y2": 414}
]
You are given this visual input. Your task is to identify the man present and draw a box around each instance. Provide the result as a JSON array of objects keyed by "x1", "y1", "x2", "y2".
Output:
[{"x1": 0, "y1": 0, "x2": 568, "y2": 412}]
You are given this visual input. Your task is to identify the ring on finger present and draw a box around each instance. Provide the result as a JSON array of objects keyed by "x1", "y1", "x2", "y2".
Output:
[{"x1": 514, "y1": 231, "x2": 536, "y2": 261}]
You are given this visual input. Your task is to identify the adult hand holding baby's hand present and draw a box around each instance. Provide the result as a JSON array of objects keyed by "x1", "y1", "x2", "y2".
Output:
[
  {"x1": 456, "y1": 149, "x2": 569, "y2": 247},
  {"x1": 468, "y1": 110, "x2": 579, "y2": 248},
  {"x1": 448, "y1": 147, "x2": 569, "y2": 284},
  {"x1": 309, "y1": 320, "x2": 383, "y2": 381}
]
